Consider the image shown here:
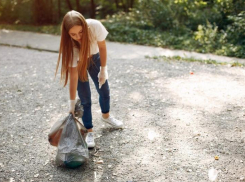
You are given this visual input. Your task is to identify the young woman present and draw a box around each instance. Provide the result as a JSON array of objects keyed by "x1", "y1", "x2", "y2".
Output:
[{"x1": 56, "y1": 10, "x2": 123, "y2": 148}]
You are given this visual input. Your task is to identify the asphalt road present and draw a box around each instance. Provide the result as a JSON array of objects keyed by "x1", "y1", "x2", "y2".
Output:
[{"x1": 0, "y1": 37, "x2": 245, "y2": 181}]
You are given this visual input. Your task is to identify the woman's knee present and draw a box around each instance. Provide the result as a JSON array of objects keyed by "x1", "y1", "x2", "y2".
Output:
[
  {"x1": 98, "y1": 85, "x2": 110, "y2": 98},
  {"x1": 81, "y1": 99, "x2": 92, "y2": 108}
]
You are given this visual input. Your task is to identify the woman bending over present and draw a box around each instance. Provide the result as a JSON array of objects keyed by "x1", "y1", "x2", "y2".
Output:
[{"x1": 56, "y1": 10, "x2": 123, "y2": 148}]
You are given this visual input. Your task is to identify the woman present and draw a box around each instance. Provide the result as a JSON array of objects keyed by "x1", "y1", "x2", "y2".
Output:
[{"x1": 56, "y1": 10, "x2": 123, "y2": 148}]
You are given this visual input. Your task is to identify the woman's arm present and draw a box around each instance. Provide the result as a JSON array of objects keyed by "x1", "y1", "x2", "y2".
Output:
[
  {"x1": 98, "y1": 40, "x2": 107, "y2": 66},
  {"x1": 68, "y1": 66, "x2": 78, "y2": 114},
  {"x1": 97, "y1": 40, "x2": 108, "y2": 89}
]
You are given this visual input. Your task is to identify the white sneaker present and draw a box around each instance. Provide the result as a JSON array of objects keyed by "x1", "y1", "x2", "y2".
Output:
[
  {"x1": 85, "y1": 132, "x2": 95, "y2": 148},
  {"x1": 101, "y1": 116, "x2": 123, "y2": 128}
]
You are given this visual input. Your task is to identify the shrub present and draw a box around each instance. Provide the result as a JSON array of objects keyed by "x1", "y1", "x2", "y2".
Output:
[{"x1": 194, "y1": 21, "x2": 221, "y2": 53}]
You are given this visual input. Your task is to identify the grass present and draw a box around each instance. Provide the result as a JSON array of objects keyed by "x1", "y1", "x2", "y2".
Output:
[
  {"x1": 145, "y1": 55, "x2": 245, "y2": 67},
  {"x1": 0, "y1": 24, "x2": 61, "y2": 35}
]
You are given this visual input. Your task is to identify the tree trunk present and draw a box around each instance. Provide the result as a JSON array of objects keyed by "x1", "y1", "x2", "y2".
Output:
[
  {"x1": 114, "y1": 0, "x2": 119, "y2": 9},
  {"x1": 130, "y1": 0, "x2": 134, "y2": 9},
  {"x1": 90, "y1": 0, "x2": 96, "y2": 18},
  {"x1": 120, "y1": 0, "x2": 127, "y2": 12},
  {"x1": 50, "y1": 0, "x2": 53, "y2": 23},
  {"x1": 58, "y1": 0, "x2": 61, "y2": 20},
  {"x1": 127, "y1": 0, "x2": 130, "y2": 9},
  {"x1": 65, "y1": 0, "x2": 73, "y2": 10},
  {"x1": 76, "y1": 0, "x2": 80, "y2": 11}
]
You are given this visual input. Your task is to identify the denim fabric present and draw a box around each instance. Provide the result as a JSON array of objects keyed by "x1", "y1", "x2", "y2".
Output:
[{"x1": 77, "y1": 53, "x2": 110, "y2": 129}]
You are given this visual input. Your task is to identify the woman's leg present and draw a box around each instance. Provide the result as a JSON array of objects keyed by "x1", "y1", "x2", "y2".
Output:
[
  {"x1": 88, "y1": 53, "x2": 123, "y2": 128},
  {"x1": 88, "y1": 53, "x2": 110, "y2": 115},
  {"x1": 77, "y1": 79, "x2": 93, "y2": 130}
]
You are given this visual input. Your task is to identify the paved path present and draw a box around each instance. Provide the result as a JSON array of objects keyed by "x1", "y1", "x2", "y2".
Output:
[
  {"x1": 0, "y1": 29, "x2": 245, "y2": 63},
  {"x1": 0, "y1": 29, "x2": 245, "y2": 182}
]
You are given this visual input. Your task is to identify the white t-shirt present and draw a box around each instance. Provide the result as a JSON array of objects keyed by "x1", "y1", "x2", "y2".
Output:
[{"x1": 70, "y1": 19, "x2": 108, "y2": 67}]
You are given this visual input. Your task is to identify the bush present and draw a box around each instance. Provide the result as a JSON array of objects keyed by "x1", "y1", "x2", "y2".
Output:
[
  {"x1": 194, "y1": 21, "x2": 222, "y2": 53},
  {"x1": 193, "y1": 11, "x2": 245, "y2": 58},
  {"x1": 103, "y1": 14, "x2": 194, "y2": 50},
  {"x1": 226, "y1": 11, "x2": 245, "y2": 45},
  {"x1": 0, "y1": 0, "x2": 33, "y2": 24}
]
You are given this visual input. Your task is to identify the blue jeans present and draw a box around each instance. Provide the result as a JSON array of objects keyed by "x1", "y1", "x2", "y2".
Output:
[{"x1": 77, "y1": 53, "x2": 110, "y2": 129}]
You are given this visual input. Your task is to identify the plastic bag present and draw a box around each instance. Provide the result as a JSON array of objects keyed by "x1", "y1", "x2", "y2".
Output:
[
  {"x1": 48, "y1": 99, "x2": 86, "y2": 146},
  {"x1": 74, "y1": 99, "x2": 83, "y2": 118},
  {"x1": 48, "y1": 116, "x2": 87, "y2": 147},
  {"x1": 55, "y1": 114, "x2": 89, "y2": 168}
]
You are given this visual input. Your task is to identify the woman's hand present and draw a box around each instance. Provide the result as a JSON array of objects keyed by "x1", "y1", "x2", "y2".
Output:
[{"x1": 98, "y1": 66, "x2": 108, "y2": 89}]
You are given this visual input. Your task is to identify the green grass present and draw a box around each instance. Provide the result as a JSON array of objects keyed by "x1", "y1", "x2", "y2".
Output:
[
  {"x1": 0, "y1": 24, "x2": 61, "y2": 35},
  {"x1": 145, "y1": 55, "x2": 244, "y2": 67}
]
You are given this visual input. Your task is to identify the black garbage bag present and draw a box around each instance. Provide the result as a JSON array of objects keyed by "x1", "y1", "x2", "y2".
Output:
[{"x1": 55, "y1": 114, "x2": 89, "y2": 169}]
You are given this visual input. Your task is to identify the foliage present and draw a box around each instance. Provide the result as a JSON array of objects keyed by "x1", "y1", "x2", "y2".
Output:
[
  {"x1": 103, "y1": 13, "x2": 195, "y2": 50},
  {"x1": 223, "y1": 11, "x2": 245, "y2": 58},
  {"x1": 194, "y1": 21, "x2": 222, "y2": 53},
  {"x1": 0, "y1": 0, "x2": 245, "y2": 58},
  {"x1": 193, "y1": 11, "x2": 245, "y2": 58},
  {"x1": 0, "y1": 0, "x2": 34, "y2": 24},
  {"x1": 226, "y1": 11, "x2": 245, "y2": 45},
  {"x1": 103, "y1": 0, "x2": 245, "y2": 58},
  {"x1": 96, "y1": 0, "x2": 138, "y2": 18},
  {"x1": 0, "y1": 0, "x2": 138, "y2": 24}
]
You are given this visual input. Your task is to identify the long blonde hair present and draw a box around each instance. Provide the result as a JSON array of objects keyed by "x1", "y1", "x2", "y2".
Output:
[{"x1": 55, "y1": 10, "x2": 91, "y2": 86}]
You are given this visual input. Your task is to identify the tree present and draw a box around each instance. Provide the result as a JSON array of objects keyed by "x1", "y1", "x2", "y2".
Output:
[
  {"x1": 90, "y1": 0, "x2": 96, "y2": 18},
  {"x1": 33, "y1": 0, "x2": 54, "y2": 24},
  {"x1": 76, "y1": 0, "x2": 80, "y2": 11},
  {"x1": 65, "y1": 0, "x2": 73, "y2": 10},
  {"x1": 58, "y1": 0, "x2": 61, "y2": 20}
]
